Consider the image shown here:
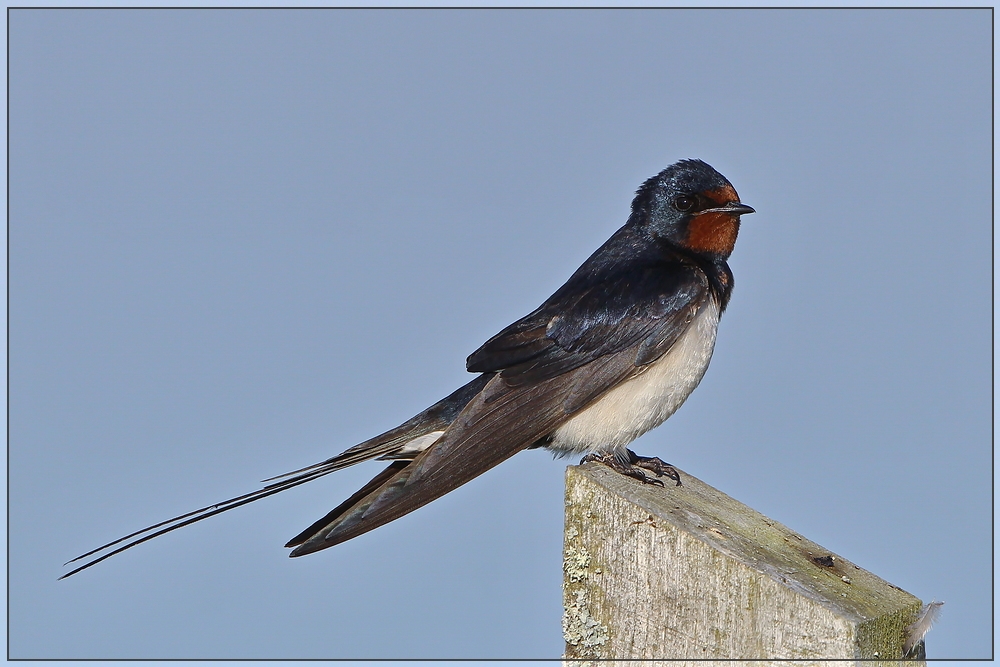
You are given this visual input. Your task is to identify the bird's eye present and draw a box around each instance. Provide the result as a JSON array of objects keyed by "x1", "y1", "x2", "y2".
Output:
[{"x1": 673, "y1": 195, "x2": 696, "y2": 212}]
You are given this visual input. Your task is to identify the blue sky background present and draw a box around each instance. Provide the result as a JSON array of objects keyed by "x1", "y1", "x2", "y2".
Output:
[{"x1": 9, "y1": 8, "x2": 992, "y2": 660}]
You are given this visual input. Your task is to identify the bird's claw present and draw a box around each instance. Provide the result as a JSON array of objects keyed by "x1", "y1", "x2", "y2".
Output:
[
  {"x1": 581, "y1": 449, "x2": 681, "y2": 487},
  {"x1": 629, "y1": 451, "x2": 682, "y2": 486}
]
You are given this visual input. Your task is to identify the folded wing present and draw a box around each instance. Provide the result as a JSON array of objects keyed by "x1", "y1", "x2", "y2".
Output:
[{"x1": 286, "y1": 247, "x2": 711, "y2": 555}]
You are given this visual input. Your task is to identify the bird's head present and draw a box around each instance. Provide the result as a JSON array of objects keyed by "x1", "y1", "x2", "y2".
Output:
[{"x1": 630, "y1": 159, "x2": 754, "y2": 260}]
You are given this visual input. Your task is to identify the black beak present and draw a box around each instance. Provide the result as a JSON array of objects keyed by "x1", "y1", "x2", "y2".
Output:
[{"x1": 702, "y1": 202, "x2": 755, "y2": 216}]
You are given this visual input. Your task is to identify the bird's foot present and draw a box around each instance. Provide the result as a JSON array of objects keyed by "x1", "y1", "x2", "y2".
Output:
[
  {"x1": 581, "y1": 449, "x2": 681, "y2": 487},
  {"x1": 630, "y1": 450, "x2": 682, "y2": 486}
]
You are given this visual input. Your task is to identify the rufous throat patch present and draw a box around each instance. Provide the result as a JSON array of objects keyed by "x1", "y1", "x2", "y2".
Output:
[{"x1": 686, "y1": 211, "x2": 740, "y2": 256}]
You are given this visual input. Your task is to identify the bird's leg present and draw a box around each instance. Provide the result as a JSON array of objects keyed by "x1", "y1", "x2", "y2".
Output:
[{"x1": 581, "y1": 449, "x2": 681, "y2": 487}]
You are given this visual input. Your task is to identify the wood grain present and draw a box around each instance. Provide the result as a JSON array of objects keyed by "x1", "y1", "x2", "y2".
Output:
[{"x1": 563, "y1": 463, "x2": 923, "y2": 664}]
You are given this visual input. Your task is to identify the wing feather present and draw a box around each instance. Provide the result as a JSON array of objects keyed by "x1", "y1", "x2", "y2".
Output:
[
  {"x1": 288, "y1": 345, "x2": 647, "y2": 556},
  {"x1": 286, "y1": 241, "x2": 715, "y2": 556},
  {"x1": 468, "y1": 246, "x2": 709, "y2": 387}
]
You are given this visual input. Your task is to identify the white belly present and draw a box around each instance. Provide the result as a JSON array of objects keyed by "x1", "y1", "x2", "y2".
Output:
[{"x1": 547, "y1": 300, "x2": 720, "y2": 455}]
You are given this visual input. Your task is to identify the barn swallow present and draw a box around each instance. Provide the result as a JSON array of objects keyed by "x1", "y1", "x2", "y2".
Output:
[{"x1": 61, "y1": 159, "x2": 753, "y2": 578}]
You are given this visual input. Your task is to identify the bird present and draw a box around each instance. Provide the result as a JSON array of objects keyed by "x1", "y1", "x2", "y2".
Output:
[{"x1": 61, "y1": 158, "x2": 754, "y2": 578}]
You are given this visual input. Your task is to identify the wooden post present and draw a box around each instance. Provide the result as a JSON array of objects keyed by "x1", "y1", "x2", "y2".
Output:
[{"x1": 563, "y1": 463, "x2": 924, "y2": 663}]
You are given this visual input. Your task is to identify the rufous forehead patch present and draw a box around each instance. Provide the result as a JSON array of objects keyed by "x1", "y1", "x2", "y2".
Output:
[{"x1": 703, "y1": 185, "x2": 740, "y2": 207}]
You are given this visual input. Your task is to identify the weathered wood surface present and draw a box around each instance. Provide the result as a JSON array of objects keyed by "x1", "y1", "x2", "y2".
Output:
[{"x1": 563, "y1": 463, "x2": 923, "y2": 664}]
